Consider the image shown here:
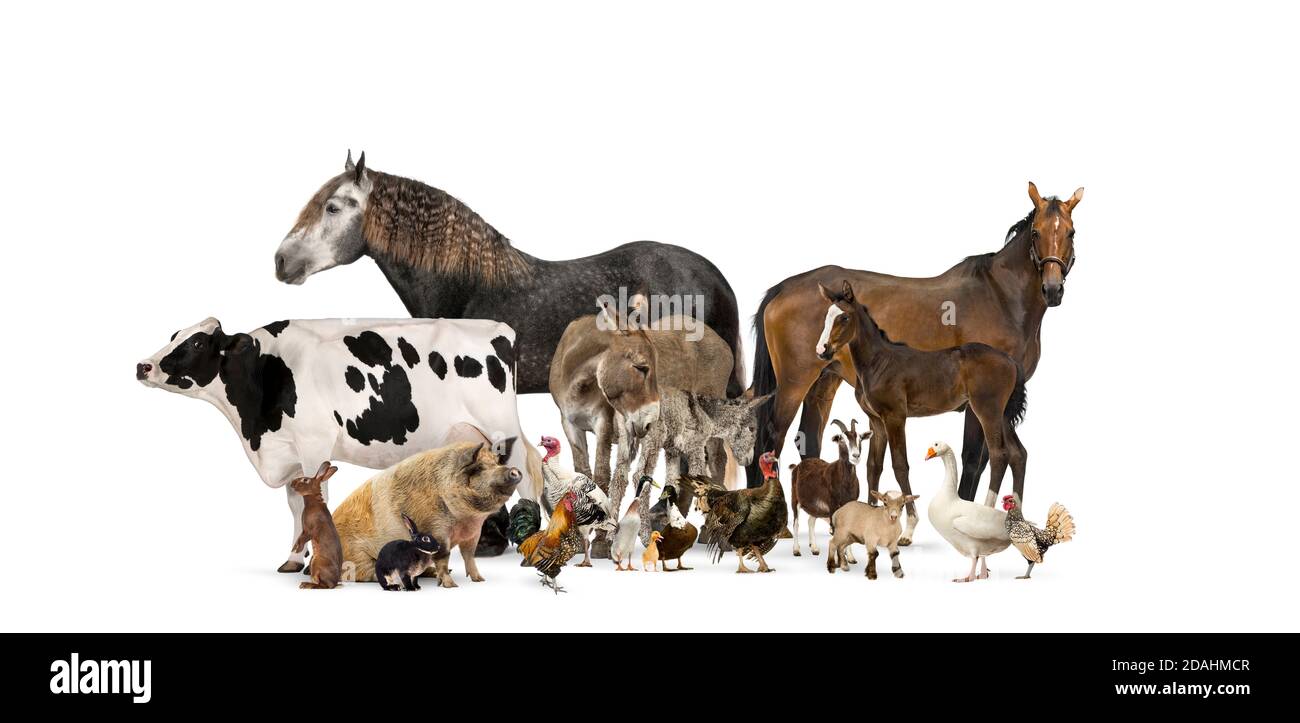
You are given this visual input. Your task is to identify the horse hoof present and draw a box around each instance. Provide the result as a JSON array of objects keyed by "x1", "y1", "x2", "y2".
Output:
[{"x1": 277, "y1": 561, "x2": 305, "y2": 573}]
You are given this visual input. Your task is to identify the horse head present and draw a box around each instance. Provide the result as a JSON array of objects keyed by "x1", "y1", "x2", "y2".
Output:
[
  {"x1": 274, "y1": 150, "x2": 373, "y2": 285},
  {"x1": 1026, "y1": 182, "x2": 1083, "y2": 307}
]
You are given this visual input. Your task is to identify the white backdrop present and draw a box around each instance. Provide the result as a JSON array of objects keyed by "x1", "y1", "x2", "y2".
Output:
[{"x1": 3, "y1": 1, "x2": 1296, "y2": 632}]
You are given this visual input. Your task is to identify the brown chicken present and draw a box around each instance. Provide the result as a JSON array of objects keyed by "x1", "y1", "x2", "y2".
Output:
[
  {"x1": 690, "y1": 451, "x2": 788, "y2": 573},
  {"x1": 518, "y1": 491, "x2": 582, "y2": 593},
  {"x1": 1002, "y1": 494, "x2": 1075, "y2": 579}
]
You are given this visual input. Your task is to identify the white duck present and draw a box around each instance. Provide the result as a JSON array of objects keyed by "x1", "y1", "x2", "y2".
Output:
[
  {"x1": 612, "y1": 475, "x2": 659, "y2": 571},
  {"x1": 925, "y1": 441, "x2": 1011, "y2": 583}
]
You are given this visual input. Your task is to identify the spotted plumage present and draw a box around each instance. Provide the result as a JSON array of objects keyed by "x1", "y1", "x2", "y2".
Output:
[{"x1": 1003, "y1": 495, "x2": 1075, "y2": 579}]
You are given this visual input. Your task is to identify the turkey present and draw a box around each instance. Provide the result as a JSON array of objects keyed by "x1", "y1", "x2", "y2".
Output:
[{"x1": 538, "y1": 435, "x2": 614, "y2": 566}]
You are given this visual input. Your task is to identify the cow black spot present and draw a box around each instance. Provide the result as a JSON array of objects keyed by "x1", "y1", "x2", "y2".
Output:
[
  {"x1": 344, "y1": 365, "x2": 419, "y2": 446},
  {"x1": 159, "y1": 332, "x2": 221, "y2": 389},
  {"x1": 219, "y1": 338, "x2": 297, "y2": 452},
  {"x1": 344, "y1": 331, "x2": 393, "y2": 368},
  {"x1": 428, "y1": 351, "x2": 447, "y2": 380},
  {"x1": 454, "y1": 355, "x2": 482, "y2": 378},
  {"x1": 397, "y1": 337, "x2": 420, "y2": 369},
  {"x1": 333, "y1": 410, "x2": 343, "y2": 426},
  {"x1": 344, "y1": 366, "x2": 365, "y2": 393},
  {"x1": 368, "y1": 373, "x2": 380, "y2": 394},
  {"x1": 261, "y1": 320, "x2": 290, "y2": 337},
  {"x1": 490, "y1": 335, "x2": 515, "y2": 370},
  {"x1": 486, "y1": 355, "x2": 507, "y2": 393}
]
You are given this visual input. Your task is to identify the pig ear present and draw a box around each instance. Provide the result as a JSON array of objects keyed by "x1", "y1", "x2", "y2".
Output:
[
  {"x1": 460, "y1": 442, "x2": 486, "y2": 470},
  {"x1": 494, "y1": 436, "x2": 517, "y2": 466}
]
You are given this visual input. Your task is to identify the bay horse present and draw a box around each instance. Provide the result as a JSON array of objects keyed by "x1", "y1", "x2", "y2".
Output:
[
  {"x1": 274, "y1": 151, "x2": 744, "y2": 398},
  {"x1": 748, "y1": 182, "x2": 1082, "y2": 505},
  {"x1": 816, "y1": 281, "x2": 1028, "y2": 542}
]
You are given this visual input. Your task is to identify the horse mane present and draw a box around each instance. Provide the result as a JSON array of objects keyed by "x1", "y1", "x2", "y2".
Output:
[
  {"x1": 362, "y1": 171, "x2": 533, "y2": 285},
  {"x1": 957, "y1": 206, "x2": 1040, "y2": 275}
]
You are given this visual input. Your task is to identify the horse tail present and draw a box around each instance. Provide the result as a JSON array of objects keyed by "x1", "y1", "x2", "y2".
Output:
[
  {"x1": 747, "y1": 282, "x2": 784, "y2": 487},
  {"x1": 1004, "y1": 364, "x2": 1028, "y2": 427}
]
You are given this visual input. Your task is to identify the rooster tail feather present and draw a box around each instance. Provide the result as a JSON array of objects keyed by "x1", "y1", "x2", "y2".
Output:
[
  {"x1": 508, "y1": 499, "x2": 542, "y2": 547},
  {"x1": 1047, "y1": 502, "x2": 1075, "y2": 544}
]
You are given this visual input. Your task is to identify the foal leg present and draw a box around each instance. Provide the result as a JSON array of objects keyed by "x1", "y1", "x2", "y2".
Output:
[
  {"x1": 1006, "y1": 425, "x2": 1028, "y2": 505},
  {"x1": 864, "y1": 417, "x2": 887, "y2": 506},
  {"x1": 884, "y1": 417, "x2": 918, "y2": 546},
  {"x1": 977, "y1": 415, "x2": 1010, "y2": 508}
]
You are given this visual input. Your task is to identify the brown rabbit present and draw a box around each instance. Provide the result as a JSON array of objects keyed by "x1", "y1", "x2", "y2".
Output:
[{"x1": 290, "y1": 462, "x2": 343, "y2": 589}]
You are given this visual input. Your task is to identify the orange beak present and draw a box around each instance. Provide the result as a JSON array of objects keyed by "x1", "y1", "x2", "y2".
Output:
[{"x1": 924, "y1": 448, "x2": 937, "y2": 460}]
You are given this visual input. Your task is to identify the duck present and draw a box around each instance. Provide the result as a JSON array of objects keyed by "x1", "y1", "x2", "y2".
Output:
[
  {"x1": 924, "y1": 441, "x2": 1011, "y2": 583},
  {"x1": 652, "y1": 485, "x2": 698, "y2": 571},
  {"x1": 612, "y1": 475, "x2": 658, "y2": 571}
]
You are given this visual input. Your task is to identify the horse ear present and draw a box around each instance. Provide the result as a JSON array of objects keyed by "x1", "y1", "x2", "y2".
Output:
[
  {"x1": 818, "y1": 283, "x2": 837, "y2": 303},
  {"x1": 345, "y1": 149, "x2": 355, "y2": 172},
  {"x1": 1027, "y1": 181, "x2": 1044, "y2": 209},
  {"x1": 840, "y1": 280, "x2": 854, "y2": 302},
  {"x1": 1065, "y1": 186, "x2": 1084, "y2": 212},
  {"x1": 354, "y1": 151, "x2": 367, "y2": 183}
]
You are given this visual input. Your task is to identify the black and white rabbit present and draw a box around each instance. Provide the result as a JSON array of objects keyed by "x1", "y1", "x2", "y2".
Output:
[{"x1": 375, "y1": 514, "x2": 444, "y2": 591}]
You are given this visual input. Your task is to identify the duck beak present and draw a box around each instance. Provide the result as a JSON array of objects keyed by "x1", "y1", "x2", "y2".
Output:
[{"x1": 924, "y1": 448, "x2": 937, "y2": 460}]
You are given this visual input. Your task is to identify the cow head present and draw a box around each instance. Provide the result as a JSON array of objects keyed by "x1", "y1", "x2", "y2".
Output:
[{"x1": 136, "y1": 317, "x2": 255, "y2": 397}]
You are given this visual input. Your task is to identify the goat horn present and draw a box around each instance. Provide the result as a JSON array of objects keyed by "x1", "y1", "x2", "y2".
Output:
[{"x1": 830, "y1": 419, "x2": 850, "y2": 437}]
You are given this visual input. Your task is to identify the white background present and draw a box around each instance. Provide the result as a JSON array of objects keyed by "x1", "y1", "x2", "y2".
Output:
[{"x1": 3, "y1": 1, "x2": 1296, "y2": 632}]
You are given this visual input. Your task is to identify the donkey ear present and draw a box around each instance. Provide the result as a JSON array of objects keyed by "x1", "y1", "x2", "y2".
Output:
[
  {"x1": 1065, "y1": 186, "x2": 1084, "y2": 211},
  {"x1": 1027, "y1": 181, "x2": 1044, "y2": 209},
  {"x1": 345, "y1": 149, "x2": 355, "y2": 172},
  {"x1": 353, "y1": 151, "x2": 367, "y2": 183}
]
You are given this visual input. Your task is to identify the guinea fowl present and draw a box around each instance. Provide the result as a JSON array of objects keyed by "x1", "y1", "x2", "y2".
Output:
[
  {"x1": 925, "y1": 441, "x2": 1010, "y2": 582},
  {"x1": 1002, "y1": 494, "x2": 1075, "y2": 579},
  {"x1": 691, "y1": 451, "x2": 788, "y2": 574},
  {"x1": 650, "y1": 485, "x2": 698, "y2": 571},
  {"x1": 538, "y1": 435, "x2": 613, "y2": 566}
]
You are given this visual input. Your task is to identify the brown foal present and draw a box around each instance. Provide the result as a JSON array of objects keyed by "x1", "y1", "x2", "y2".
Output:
[{"x1": 816, "y1": 281, "x2": 1028, "y2": 540}]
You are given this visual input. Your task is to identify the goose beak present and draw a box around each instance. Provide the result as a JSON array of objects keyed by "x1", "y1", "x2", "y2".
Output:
[{"x1": 924, "y1": 448, "x2": 937, "y2": 460}]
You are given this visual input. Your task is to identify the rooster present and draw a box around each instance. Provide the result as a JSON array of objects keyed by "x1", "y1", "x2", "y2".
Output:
[
  {"x1": 537, "y1": 435, "x2": 613, "y2": 566},
  {"x1": 507, "y1": 499, "x2": 542, "y2": 547},
  {"x1": 1002, "y1": 494, "x2": 1075, "y2": 579},
  {"x1": 518, "y1": 492, "x2": 585, "y2": 593},
  {"x1": 690, "y1": 451, "x2": 788, "y2": 573}
]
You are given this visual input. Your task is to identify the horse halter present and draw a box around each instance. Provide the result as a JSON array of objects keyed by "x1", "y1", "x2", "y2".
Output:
[{"x1": 1029, "y1": 232, "x2": 1076, "y2": 278}]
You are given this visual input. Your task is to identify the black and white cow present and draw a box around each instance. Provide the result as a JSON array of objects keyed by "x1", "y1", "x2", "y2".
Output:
[{"x1": 136, "y1": 317, "x2": 540, "y2": 572}]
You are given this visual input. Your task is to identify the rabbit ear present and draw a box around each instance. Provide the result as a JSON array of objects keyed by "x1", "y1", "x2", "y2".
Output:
[
  {"x1": 317, "y1": 464, "x2": 338, "y2": 484},
  {"x1": 402, "y1": 514, "x2": 419, "y2": 536}
]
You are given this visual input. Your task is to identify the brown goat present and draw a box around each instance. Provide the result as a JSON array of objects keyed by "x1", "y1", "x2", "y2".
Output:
[
  {"x1": 789, "y1": 420, "x2": 870, "y2": 557},
  {"x1": 290, "y1": 462, "x2": 343, "y2": 589}
]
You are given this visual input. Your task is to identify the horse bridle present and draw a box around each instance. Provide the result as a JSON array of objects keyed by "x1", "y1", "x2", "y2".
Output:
[{"x1": 1029, "y1": 231, "x2": 1076, "y2": 278}]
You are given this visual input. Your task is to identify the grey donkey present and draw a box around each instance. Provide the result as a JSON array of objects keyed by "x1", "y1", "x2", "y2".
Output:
[{"x1": 609, "y1": 390, "x2": 771, "y2": 544}]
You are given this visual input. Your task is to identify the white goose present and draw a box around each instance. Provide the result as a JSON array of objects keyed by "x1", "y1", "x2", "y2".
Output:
[{"x1": 925, "y1": 441, "x2": 1011, "y2": 582}]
